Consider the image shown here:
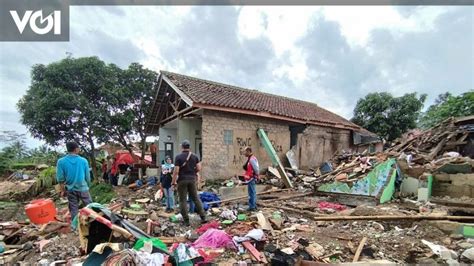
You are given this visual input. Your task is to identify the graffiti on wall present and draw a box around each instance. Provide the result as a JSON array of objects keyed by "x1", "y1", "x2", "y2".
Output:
[
  {"x1": 270, "y1": 140, "x2": 283, "y2": 153},
  {"x1": 233, "y1": 137, "x2": 252, "y2": 166}
]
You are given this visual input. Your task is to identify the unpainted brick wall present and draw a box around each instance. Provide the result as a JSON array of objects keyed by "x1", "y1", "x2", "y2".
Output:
[
  {"x1": 296, "y1": 125, "x2": 352, "y2": 170},
  {"x1": 201, "y1": 110, "x2": 290, "y2": 180}
]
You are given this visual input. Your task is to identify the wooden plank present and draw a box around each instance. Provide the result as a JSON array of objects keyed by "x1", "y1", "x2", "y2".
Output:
[
  {"x1": 206, "y1": 188, "x2": 292, "y2": 205},
  {"x1": 312, "y1": 215, "x2": 474, "y2": 221},
  {"x1": 257, "y1": 129, "x2": 293, "y2": 188},
  {"x1": 261, "y1": 191, "x2": 313, "y2": 202},
  {"x1": 242, "y1": 241, "x2": 268, "y2": 263},
  {"x1": 353, "y1": 237, "x2": 367, "y2": 262}
]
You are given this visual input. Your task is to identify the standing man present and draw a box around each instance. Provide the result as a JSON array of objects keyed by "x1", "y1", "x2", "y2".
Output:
[
  {"x1": 172, "y1": 140, "x2": 207, "y2": 226},
  {"x1": 101, "y1": 158, "x2": 108, "y2": 183},
  {"x1": 150, "y1": 142, "x2": 157, "y2": 166},
  {"x1": 160, "y1": 156, "x2": 175, "y2": 212},
  {"x1": 56, "y1": 142, "x2": 92, "y2": 220},
  {"x1": 243, "y1": 147, "x2": 259, "y2": 211}
]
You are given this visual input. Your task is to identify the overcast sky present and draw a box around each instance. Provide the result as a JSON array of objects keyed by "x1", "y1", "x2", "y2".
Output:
[{"x1": 0, "y1": 6, "x2": 473, "y2": 147}]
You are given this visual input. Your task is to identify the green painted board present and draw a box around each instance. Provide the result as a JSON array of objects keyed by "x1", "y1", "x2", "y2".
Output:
[
  {"x1": 379, "y1": 166, "x2": 397, "y2": 204},
  {"x1": 427, "y1": 175, "x2": 433, "y2": 198},
  {"x1": 463, "y1": 225, "x2": 474, "y2": 238},
  {"x1": 257, "y1": 129, "x2": 293, "y2": 188}
]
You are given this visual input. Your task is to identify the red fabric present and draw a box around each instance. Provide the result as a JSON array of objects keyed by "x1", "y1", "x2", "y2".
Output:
[
  {"x1": 317, "y1": 201, "x2": 347, "y2": 211},
  {"x1": 244, "y1": 155, "x2": 257, "y2": 181},
  {"x1": 115, "y1": 152, "x2": 135, "y2": 165},
  {"x1": 196, "y1": 220, "x2": 220, "y2": 234},
  {"x1": 150, "y1": 143, "x2": 157, "y2": 154},
  {"x1": 101, "y1": 162, "x2": 107, "y2": 173}
]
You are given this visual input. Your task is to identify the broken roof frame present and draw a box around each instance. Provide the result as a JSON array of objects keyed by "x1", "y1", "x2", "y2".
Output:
[{"x1": 146, "y1": 71, "x2": 379, "y2": 138}]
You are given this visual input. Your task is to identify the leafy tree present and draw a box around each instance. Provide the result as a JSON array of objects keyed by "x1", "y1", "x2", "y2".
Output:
[
  {"x1": 351, "y1": 92, "x2": 427, "y2": 142},
  {"x1": 17, "y1": 56, "x2": 158, "y2": 176},
  {"x1": 419, "y1": 91, "x2": 474, "y2": 129},
  {"x1": 17, "y1": 56, "x2": 119, "y2": 176},
  {"x1": 101, "y1": 63, "x2": 158, "y2": 159},
  {"x1": 29, "y1": 145, "x2": 61, "y2": 165},
  {"x1": 0, "y1": 131, "x2": 26, "y2": 144}
]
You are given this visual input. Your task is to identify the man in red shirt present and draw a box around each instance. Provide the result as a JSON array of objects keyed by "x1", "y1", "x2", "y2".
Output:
[
  {"x1": 150, "y1": 143, "x2": 157, "y2": 165},
  {"x1": 243, "y1": 147, "x2": 259, "y2": 211}
]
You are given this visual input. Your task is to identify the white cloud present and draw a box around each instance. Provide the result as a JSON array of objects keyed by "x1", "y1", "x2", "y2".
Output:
[
  {"x1": 322, "y1": 6, "x2": 451, "y2": 46},
  {"x1": 0, "y1": 6, "x2": 472, "y2": 149}
]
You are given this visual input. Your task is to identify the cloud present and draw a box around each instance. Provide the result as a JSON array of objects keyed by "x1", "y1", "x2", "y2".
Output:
[
  {"x1": 294, "y1": 6, "x2": 473, "y2": 117},
  {"x1": 159, "y1": 6, "x2": 276, "y2": 88},
  {"x1": 0, "y1": 6, "x2": 472, "y2": 148}
]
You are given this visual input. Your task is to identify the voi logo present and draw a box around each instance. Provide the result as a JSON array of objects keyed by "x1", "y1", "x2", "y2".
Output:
[{"x1": 9, "y1": 10, "x2": 61, "y2": 35}]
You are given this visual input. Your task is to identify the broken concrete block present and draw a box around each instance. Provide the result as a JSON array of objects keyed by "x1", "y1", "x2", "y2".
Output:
[
  {"x1": 458, "y1": 242, "x2": 473, "y2": 249},
  {"x1": 462, "y1": 247, "x2": 474, "y2": 261}
]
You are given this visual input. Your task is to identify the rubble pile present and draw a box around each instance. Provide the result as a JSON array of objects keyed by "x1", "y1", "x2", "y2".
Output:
[
  {"x1": 388, "y1": 117, "x2": 473, "y2": 161},
  {"x1": 0, "y1": 117, "x2": 473, "y2": 264}
]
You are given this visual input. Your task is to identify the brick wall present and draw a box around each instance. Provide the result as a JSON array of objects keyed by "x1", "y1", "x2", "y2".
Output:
[
  {"x1": 296, "y1": 125, "x2": 352, "y2": 170},
  {"x1": 201, "y1": 110, "x2": 290, "y2": 180}
]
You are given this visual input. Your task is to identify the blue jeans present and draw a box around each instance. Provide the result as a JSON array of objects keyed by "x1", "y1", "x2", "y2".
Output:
[
  {"x1": 67, "y1": 190, "x2": 92, "y2": 219},
  {"x1": 247, "y1": 179, "x2": 257, "y2": 209},
  {"x1": 164, "y1": 187, "x2": 174, "y2": 210}
]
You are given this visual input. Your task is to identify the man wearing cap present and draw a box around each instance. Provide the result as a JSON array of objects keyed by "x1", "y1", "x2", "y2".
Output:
[
  {"x1": 56, "y1": 142, "x2": 92, "y2": 220},
  {"x1": 172, "y1": 140, "x2": 207, "y2": 226}
]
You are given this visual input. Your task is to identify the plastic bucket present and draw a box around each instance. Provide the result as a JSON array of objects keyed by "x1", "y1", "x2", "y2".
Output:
[{"x1": 25, "y1": 199, "x2": 57, "y2": 224}]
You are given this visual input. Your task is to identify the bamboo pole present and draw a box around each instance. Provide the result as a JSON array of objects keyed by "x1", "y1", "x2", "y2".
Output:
[
  {"x1": 207, "y1": 188, "x2": 292, "y2": 205},
  {"x1": 353, "y1": 237, "x2": 367, "y2": 262},
  {"x1": 312, "y1": 215, "x2": 474, "y2": 221}
]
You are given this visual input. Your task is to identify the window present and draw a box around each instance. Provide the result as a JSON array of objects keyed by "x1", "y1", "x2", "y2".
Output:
[
  {"x1": 224, "y1": 130, "x2": 233, "y2": 145},
  {"x1": 369, "y1": 144, "x2": 375, "y2": 153}
]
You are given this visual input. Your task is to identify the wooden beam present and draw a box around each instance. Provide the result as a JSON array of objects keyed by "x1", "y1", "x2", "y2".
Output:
[
  {"x1": 160, "y1": 106, "x2": 195, "y2": 126},
  {"x1": 206, "y1": 188, "x2": 292, "y2": 205},
  {"x1": 311, "y1": 215, "x2": 474, "y2": 221},
  {"x1": 257, "y1": 129, "x2": 293, "y2": 188},
  {"x1": 353, "y1": 237, "x2": 367, "y2": 262},
  {"x1": 162, "y1": 75, "x2": 193, "y2": 106}
]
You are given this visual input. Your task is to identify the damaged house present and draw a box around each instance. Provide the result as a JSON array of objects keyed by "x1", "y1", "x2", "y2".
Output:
[{"x1": 145, "y1": 71, "x2": 381, "y2": 180}]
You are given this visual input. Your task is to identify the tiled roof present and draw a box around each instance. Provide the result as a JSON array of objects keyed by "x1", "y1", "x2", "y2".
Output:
[{"x1": 161, "y1": 71, "x2": 365, "y2": 130}]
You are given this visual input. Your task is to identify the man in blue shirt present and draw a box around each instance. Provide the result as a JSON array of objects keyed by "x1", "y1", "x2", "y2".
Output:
[{"x1": 56, "y1": 142, "x2": 92, "y2": 220}]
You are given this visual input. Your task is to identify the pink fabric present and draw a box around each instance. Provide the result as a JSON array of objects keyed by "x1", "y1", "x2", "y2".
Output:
[
  {"x1": 192, "y1": 229, "x2": 236, "y2": 249},
  {"x1": 317, "y1": 201, "x2": 347, "y2": 211}
]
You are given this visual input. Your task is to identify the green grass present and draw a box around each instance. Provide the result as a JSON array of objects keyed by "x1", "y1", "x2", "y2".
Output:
[
  {"x1": 35, "y1": 166, "x2": 57, "y2": 191},
  {"x1": 90, "y1": 183, "x2": 116, "y2": 204},
  {"x1": 10, "y1": 162, "x2": 37, "y2": 170}
]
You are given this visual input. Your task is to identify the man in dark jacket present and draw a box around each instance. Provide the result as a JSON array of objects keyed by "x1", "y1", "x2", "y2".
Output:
[{"x1": 172, "y1": 140, "x2": 207, "y2": 226}]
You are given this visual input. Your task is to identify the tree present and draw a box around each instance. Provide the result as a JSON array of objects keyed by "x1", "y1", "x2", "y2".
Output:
[
  {"x1": 101, "y1": 63, "x2": 158, "y2": 160},
  {"x1": 351, "y1": 92, "x2": 427, "y2": 142},
  {"x1": 17, "y1": 57, "x2": 119, "y2": 177},
  {"x1": 419, "y1": 91, "x2": 474, "y2": 129},
  {"x1": 17, "y1": 56, "x2": 158, "y2": 176}
]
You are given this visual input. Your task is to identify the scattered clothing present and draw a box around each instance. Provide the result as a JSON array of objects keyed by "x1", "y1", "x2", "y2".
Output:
[
  {"x1": 192, "y1": 229, "x2": 236, "y2": 249},
  {"x1": 196, "y1": 220, "x2": 220, "y2": 235},
  {"x1": 317, "y1": 201, "x2": 347, "y2": 211}
]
